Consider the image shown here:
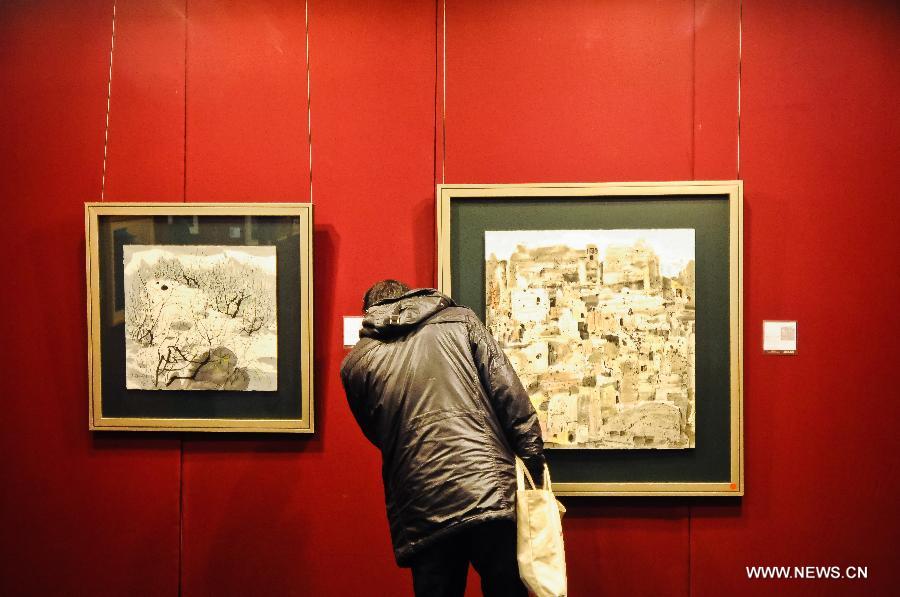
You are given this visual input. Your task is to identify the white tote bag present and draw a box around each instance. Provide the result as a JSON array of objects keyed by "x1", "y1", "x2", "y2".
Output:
[{"x1": 516, "y1": 457, "x2": 567, "y2": 597}]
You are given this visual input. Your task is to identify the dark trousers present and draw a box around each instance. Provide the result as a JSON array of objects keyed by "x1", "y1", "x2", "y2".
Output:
[{"x1": 409, "y1": 520, "x2": 527, "y2": 597}]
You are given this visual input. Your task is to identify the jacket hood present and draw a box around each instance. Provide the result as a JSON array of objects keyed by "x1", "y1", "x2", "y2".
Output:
[{"x1": 361, "y1": 288, "x2": 455, "y2": 339}]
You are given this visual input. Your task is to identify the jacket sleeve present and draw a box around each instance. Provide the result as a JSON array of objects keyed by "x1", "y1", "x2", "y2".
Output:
[
  {"x1": 340, "y1": 350, "x2": 381, "y2": 449},
  {"x1": 466, "y1": 313, "x2": 546, "y2": 482}
]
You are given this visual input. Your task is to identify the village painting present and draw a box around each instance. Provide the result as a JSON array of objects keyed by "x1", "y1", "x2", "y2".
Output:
[
  {"x1": 485, "y1": 229, "x2": 696, "y2": 449},
  {"x1": 123, "y1": 245, "x2": 278, "y2": 391}
]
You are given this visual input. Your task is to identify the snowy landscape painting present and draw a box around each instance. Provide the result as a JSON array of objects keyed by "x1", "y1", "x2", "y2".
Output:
[
  {"x1": 485, "y1": 229, "x2": 696, "y2": 449},
  {"x1": 123, "y1": 245, "x2": 278, "y2": 391}
]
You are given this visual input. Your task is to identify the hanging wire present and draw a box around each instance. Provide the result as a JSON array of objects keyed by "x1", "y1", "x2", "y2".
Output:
[{"x1": 100, "y1": 0, "x2": 118, "y2": 200}]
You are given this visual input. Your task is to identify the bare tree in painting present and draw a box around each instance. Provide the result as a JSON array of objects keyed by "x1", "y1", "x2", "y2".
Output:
[
  {"x1": 202, "y1": 263, "x2": 257, "y2": 319},
  {"x1": 125, "y1": 272, "x2": 168, "y2": 347},
  {"x1": 193, "y1": 309, "x2": 226, "y2": 347},
  {"x1": 239, "y1": 280, "x2": 275, "y2": 335},
  {"x1": 155, "y1": 344, "x2": 201, "y2": 388},
  {"x1": 155, "y1": 255, "x2": 201, "y2": 288},
  {"x1": 124, "y1": 245, "x2": 278, "y2": 391}
]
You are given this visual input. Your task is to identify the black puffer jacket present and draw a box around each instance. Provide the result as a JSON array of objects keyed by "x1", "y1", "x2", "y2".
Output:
[{"x1": 340, "y1": 289, "x2": 545, "y2": 566}]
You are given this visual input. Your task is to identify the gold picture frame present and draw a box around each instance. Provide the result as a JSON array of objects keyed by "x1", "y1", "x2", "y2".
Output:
[
  {"x1": 437, "y1": 182, "x2": 743, "y2": 496},
  {"x1": 85, "y1": 203, "x2": 314, "y2": 433}
]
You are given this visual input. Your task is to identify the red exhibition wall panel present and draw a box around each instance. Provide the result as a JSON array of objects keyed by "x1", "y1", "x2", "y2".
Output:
[
  {"x1": 178, "y1": 2, "x2": 315, "y2": 597},
  {"x1": 443, "y1": 1, "x2": 703, "y2": 594},
  {"x1": 103, "y1": 0, "x2": 186, "y2": 201},
  {"x1": 185, "y1": 0, "x2": 310, "y2": 202},
  {"x1": 179, "y1": 1, "x2": 435, "y2": 596},
  {"x1": 693, "y1": 0, "x2": 740, "y2": 180},
  {"x1": 0, "y1": 2, "x2": 181, "y2": 596},
  {"x1": 690, "y1": 2, "x2": 900, "y2": 596},
  {"x1": 443, "y1": 0, "x2": 696, "y2": 184},
  {"x1": 303, "y1": 1, "x2": 438, "y2": 593},
  {"x1": 1, "y1": 1, "x2": 898, "y2": 596}
]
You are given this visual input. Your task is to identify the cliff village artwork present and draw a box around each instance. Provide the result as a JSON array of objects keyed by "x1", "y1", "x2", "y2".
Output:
[
  {"x1": 123, "y1": 245, "x2": 278, "y2": 392},
  {"x1": 485, "y1": 229, "x2": 696, "y2": 449}
]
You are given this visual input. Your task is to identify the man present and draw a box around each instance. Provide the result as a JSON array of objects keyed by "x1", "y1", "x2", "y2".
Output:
[{"x1": 340, "y1": 280, "x2": 545, "y2": 597}]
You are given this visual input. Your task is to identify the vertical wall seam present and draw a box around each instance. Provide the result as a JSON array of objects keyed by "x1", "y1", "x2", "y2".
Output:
[
  {"x1": 441, "y1": 0, "x2": 447, "y2": 184},
  {"x1": 688, "y1": 504, "x2": 694, "y2": 597},
  {"x1": 306, "y1": 0, "x2": 313, "y2": 203},
  {"x1": 689, "y1": 2, "x2": 697, "y2": 593},
  {"x1": 688, "y1": 505, "x2": 693, "y2": 596},
  {"x1": 179, "y1": 3, "x2": 188, "y2": 596},
  {"x1": 433, "y1": 0, "x2": 438, "y2": 188},
  {"x1": 181, "y1": 0, "x2": 189, "y2": 203},
  {"x1": 178, "y1": 439, "x2": 184, "y2": 597},
  {"x1": 737, "y1": 0, "x2": 743, "y2": 179},
  {"x1": 100, "y1": 0, "x2": 118, "y2": 201},
  {"x1": 432, "y1": 0, "x2": 439, "y2": 286},
  {"x1": 183, "y1": 0, "x2": 189, "y2": 204},
  {"x1": 691, "y1": 0, "x2": 696, "y2": 181}
]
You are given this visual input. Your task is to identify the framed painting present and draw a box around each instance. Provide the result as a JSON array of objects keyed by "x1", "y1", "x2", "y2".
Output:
[
  {"x1": 437, "y1": 182, "x2": 743, "y2": 496},
  {"x1": 85, "y1": 203, "x2": 314, "y2": 432}
]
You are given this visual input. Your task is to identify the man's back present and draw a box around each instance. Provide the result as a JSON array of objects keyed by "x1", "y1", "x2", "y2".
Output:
[{"x1": 341, "y1": 289, "x2": 544, "y2": 566}]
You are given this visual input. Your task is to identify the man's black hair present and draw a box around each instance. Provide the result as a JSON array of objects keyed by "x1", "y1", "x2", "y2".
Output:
[{"x1": 363, "y1": 279, "x2": 411, "y2": 312}]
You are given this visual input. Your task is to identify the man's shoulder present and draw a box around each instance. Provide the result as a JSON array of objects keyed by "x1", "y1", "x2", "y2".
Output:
[
  {"x1": 340, "y1": 337, "x2": 379, "y2": 378},
  {"x1": 425, "y1": 305, "x2": 478, "y2": 325}
]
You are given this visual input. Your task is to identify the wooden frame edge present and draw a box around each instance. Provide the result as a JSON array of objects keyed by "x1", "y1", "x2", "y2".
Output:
[
  {"x1": 85, "y1": 202, "x2": 315, "y2": 433},
  {"x1": 436, "y1": 182, "x2": 744, "y2": 497}
]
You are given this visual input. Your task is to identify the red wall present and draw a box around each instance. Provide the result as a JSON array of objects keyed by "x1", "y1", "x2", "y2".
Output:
[{"x1": 1, "y1": 1, "x2": 897, "y2": 596}]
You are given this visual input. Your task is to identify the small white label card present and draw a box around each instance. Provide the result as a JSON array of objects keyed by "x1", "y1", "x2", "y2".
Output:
[
  {"x1": 343, "y1": 316, "x2": 365, "y2": 347},
  {"x1": 763, "y1": 320, "x2": 797, "y2": 354}
]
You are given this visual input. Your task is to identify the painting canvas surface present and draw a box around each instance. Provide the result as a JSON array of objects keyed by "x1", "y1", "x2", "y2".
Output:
[
  {"x1": 485, "y1": 230, "x2": 696, "y2": 449},
  {"x1": 123, "y1": 245, "x2": 278, "y2": 391}
]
